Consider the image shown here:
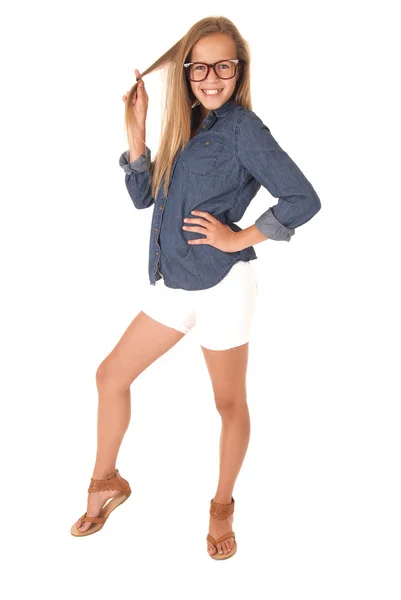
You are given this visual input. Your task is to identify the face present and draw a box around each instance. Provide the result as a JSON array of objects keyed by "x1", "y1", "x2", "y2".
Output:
[{"x1": 188, "y1": 33, "x2": 240, "y2": 119}]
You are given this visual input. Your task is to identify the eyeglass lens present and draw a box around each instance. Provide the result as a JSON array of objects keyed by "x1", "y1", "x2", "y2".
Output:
[{"x1": 188, "y1": 61, "x2": 237, "y2": 81}]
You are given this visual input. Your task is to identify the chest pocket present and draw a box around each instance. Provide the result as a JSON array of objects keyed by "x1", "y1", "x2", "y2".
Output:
[{"x1": 181, "y1": 136, "x2": 225, "y2": 176}]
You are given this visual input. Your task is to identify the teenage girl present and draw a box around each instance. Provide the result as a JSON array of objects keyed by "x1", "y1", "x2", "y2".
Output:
[{"x1": 70, "y1": 16, "x2": 321, "y2": 560}]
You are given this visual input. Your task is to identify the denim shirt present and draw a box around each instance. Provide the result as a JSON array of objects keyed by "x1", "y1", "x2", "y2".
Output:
[{"x1": 119, "y1": 99, "x2": 321, "y2": 290}]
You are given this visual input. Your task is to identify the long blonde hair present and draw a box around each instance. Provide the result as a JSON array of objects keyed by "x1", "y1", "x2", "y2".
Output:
[{"x1": 124, "y1": 16, "x2": 252, "y2": 199}]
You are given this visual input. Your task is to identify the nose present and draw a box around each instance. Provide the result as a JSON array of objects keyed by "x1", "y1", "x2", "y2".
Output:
[{"x1": 204, "y1": 66, "x2": 220, "y2": 83}]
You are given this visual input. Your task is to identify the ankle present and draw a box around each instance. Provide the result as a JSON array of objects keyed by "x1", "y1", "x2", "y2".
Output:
[
  {"x1": 212, "y1": 494, "x2": 233, "y2": 505},
  {"x1": 92, "y1": 468, "x2": 116, "y2": 480}
]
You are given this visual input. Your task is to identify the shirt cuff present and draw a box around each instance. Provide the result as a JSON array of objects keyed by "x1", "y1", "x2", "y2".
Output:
[
  {"x1": 119, "y1": 145, "x2": 151, "y2": 174},
  {"x1": 255, "y1": 208, "x2": 295, "y2": 242}
]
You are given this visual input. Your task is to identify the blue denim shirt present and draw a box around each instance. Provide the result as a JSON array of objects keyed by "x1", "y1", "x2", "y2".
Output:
[{"x1": 119, "y1": 99, "x2": 321, "y2": 290}]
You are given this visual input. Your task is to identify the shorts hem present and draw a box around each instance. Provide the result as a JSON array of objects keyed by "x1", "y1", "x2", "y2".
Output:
[
  {"x1": 141, "y1": 309, "x2": 190, "y2": 335},
  {"x1": 198, "y1": 329, "x2": 252, "y2": 351}
]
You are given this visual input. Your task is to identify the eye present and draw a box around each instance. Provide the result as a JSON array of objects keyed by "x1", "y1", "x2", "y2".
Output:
[{"x1": 194, "y1": 64, "x2": 206, "y2": 71}]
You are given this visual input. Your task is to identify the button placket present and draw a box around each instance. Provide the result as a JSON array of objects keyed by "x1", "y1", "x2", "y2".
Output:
[
  {"x1": 155, "y1": 206, "x2": 163, "y2": 269},
  {"x1": 152, "y1": 149, "x2": 181, "y2": 279}
]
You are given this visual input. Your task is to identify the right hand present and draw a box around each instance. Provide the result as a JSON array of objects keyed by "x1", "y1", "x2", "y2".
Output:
[{"x1": 122, "y1": 68, "x2": 148, "y2": 129}]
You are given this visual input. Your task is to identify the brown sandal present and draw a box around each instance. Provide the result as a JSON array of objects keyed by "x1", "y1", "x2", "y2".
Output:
[
  {"x1": 70, "y1": 469, "x2": 131, "y2": 537},
  {"x1": 206, "y1": 496, "x2": 237, "y2": 559}
]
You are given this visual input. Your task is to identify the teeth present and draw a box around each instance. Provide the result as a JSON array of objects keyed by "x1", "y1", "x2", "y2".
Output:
[{"x1": 202, "y1": 89, "x2": 223, "y2": 95}]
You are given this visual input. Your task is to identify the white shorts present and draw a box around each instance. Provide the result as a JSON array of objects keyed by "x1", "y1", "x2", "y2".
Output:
[{"x1": 140, "y1": 260, "x2": 259, "y2": 351}]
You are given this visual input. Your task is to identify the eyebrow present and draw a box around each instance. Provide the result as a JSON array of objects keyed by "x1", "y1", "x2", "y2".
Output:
[{"x1": 188, "y1": 58, "x2": 237, "y2": 63}]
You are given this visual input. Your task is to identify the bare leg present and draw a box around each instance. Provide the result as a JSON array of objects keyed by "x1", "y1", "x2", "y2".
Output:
[
  {"x1": 201, "y1": 342, "x2": 250, "y2": 555},
  {"x1": 75, "y1": 311, "x2": 186, "y2": 532}
]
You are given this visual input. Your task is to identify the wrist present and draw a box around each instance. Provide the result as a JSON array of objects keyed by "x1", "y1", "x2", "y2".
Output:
[
  {"x1": 233, "y1": 226, "x2": 268, "y2": 251},
  {"x1": 128, "y1": 127, "x2": 146, "y2": 147}
]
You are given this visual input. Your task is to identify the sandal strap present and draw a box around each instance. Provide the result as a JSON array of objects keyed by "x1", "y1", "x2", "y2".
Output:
[
  {"x1": 78, "y1": 512, "x2": 107, "y2": 526},
  {"x1": 87, "y1": 469, "x2": 131, "y2": 497},
  {"x1": 215, "y1": 531, "x2": 235, "y2": 545},
  {"x1": 209, "y1": 497, "x2": 235, "y2": 520},
  {"x1": 207, "y1": 531, "x2": 236, "y2": 546}
]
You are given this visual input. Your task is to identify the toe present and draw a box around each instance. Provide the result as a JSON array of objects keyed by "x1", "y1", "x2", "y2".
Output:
[
  {"x1": 78, "y1": 522, "x2": 91, "y2": 533},
  {"x1": 76, "y1": 517, "x2": 91, "y2": 533},
  {"x1": 208, "y1": 544, "x2": 216, "y2": 555},
  {"x1": 217, "y1": 543, "x2": 223, "y2": 555}
]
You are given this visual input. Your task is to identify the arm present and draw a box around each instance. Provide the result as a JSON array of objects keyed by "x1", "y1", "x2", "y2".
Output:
[
  {"x1": 235, "y1": 110, "x2": 321, "y2": 241},
  {"x1": 233, "y1": 224, "x2": 268, "y2": 252},
  {"x1": 119, "y1": 145, "x2": 155, "y2": 209}
]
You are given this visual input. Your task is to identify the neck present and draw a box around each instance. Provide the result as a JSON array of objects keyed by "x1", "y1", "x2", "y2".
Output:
[{"x1": 200, "y1": 98, "x2": 233, "y2": 120}]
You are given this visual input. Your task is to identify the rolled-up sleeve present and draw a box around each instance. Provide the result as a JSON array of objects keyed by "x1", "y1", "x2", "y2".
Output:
[
  {"x1": 118, "y1": 145, "x2": 155, "y2": 209},
  {"x1": 235, "y1": 111, "x2": 321, "y2": 241}
]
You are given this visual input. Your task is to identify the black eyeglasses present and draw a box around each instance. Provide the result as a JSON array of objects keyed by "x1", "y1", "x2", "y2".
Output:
[{"x1": 183, "y1": 59, "x2": 240, "y2": 82}]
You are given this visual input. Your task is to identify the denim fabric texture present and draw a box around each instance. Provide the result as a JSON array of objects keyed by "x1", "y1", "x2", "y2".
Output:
[{"x1": 119, "y1": 99, "x2": 321, "y2": 290}]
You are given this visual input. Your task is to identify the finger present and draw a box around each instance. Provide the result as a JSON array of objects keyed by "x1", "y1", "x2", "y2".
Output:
[
  {"x1": 184, "y1": 218, "x2": 207, "y2": 226},
  {"x1": 183, "y1": 226, "x2": 208, "y2": 234},
  {"x1": 183, "y1": 225, "x2": 201, "y2": 233},
  {"x1": 191, "y1": 210, "x2": 214, "y2": 223}
]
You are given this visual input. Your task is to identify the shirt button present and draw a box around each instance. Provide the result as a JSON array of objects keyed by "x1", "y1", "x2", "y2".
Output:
[
  {"x1": 156, "y1": 251, "x2": 159, "y2": 256},
  {"x1": 155, "y1": 227, "x2": 159, "y2": 232},
  {"x1": 202, "y1": 124, "x2": 206, "y2": 129},
  {"x1": 210, "y1": 111, "x2": 214, "y2": 116},
  {"x1": 159, "y1": 206, "x2": 163, "y2": 210}
]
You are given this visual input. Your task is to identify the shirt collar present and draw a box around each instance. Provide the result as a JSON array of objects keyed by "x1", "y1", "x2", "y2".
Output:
[{"x1": 207, "y1": 99, "x2": 237, "y2": 119}]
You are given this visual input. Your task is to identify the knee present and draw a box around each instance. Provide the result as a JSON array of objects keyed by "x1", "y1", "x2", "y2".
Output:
[
  {"x1": 214, "y1": 394, "x2": 247, "y2": 416},
  {"x1": 96, "y1": 361, "x2": 112, "y2": 387},
  {"x1": 96, "y1": 360, "x2": 126, "y2": 390}
]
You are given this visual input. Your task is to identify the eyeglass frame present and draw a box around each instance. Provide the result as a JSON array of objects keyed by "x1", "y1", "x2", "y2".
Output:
[{"x1": 183, "y1": 59, "x2": 241, "y2": 82}]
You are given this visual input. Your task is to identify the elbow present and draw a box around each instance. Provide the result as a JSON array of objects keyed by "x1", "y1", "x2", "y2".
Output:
[
  {"x1": 274, "y1": 189, "x2": 321, "y2": 230},
  {"x1": 313, "y1": 190, "x2": 321, "y2": 213},
  {"x1": 310, "y1": 190, "x2": 321, "y2": 217},
  {"x1": 125, "y1": 176, "x2": 155, "y2": 209},
  {"x1": 131, "y1": 194, "x2": 155, "y2": 209},
  {"x1": 295, "y1": 191, "x2": 321, "y2": 227},
  {"x1": 301, "y1": 187, "x2": 321, "y2": 221}
]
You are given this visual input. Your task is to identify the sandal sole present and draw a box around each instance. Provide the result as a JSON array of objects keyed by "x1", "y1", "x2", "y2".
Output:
[
  {"x1": 70, "y1": 491, "x2": 130, "y2": 537},
  {"x1": 207, "y1": 532, "x2": 237, "y2": 560}
]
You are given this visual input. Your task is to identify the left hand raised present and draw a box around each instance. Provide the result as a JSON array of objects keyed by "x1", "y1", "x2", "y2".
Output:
[{"x1": 182, "y1": 210, "x2": 238, "y2": 253}]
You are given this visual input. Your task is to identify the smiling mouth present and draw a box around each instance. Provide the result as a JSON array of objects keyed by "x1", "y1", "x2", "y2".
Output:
[{"x1": 201, "y1": 88, "x2": 224, "y2": 95}]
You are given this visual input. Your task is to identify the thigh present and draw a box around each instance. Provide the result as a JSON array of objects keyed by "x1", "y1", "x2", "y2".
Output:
[
  {"x1": 97, "y1": 311, "x2": 186, "y2": 386},
  {"x1": 196, "y1": 261, "x2": 258, "y2": 351},
  {"x1": 201, "y1": 342, "x2": 249, "y2": 402}
]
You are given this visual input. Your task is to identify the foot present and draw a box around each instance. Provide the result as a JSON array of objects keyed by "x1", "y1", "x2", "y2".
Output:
[
  {"x1": 74, "y1": 489, "x2": 121, "y2": 533},
  {"x1": 207, "y1": 510, "x2": 235, "y2": 556}
]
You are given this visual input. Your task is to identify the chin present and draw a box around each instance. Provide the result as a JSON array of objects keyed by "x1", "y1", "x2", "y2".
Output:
[{"x1": 196, "y1": 92, "x2": 230, "y2": 107}]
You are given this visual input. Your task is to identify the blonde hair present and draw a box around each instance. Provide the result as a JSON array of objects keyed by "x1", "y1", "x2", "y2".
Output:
[{"x1": 124, "y1": 16, "x2": 252, "y2": 199}]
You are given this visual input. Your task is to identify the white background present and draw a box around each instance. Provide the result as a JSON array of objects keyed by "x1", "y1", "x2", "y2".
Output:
[{"x1": 1, "y1": 0, "x2": 400, "y2": 598}]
